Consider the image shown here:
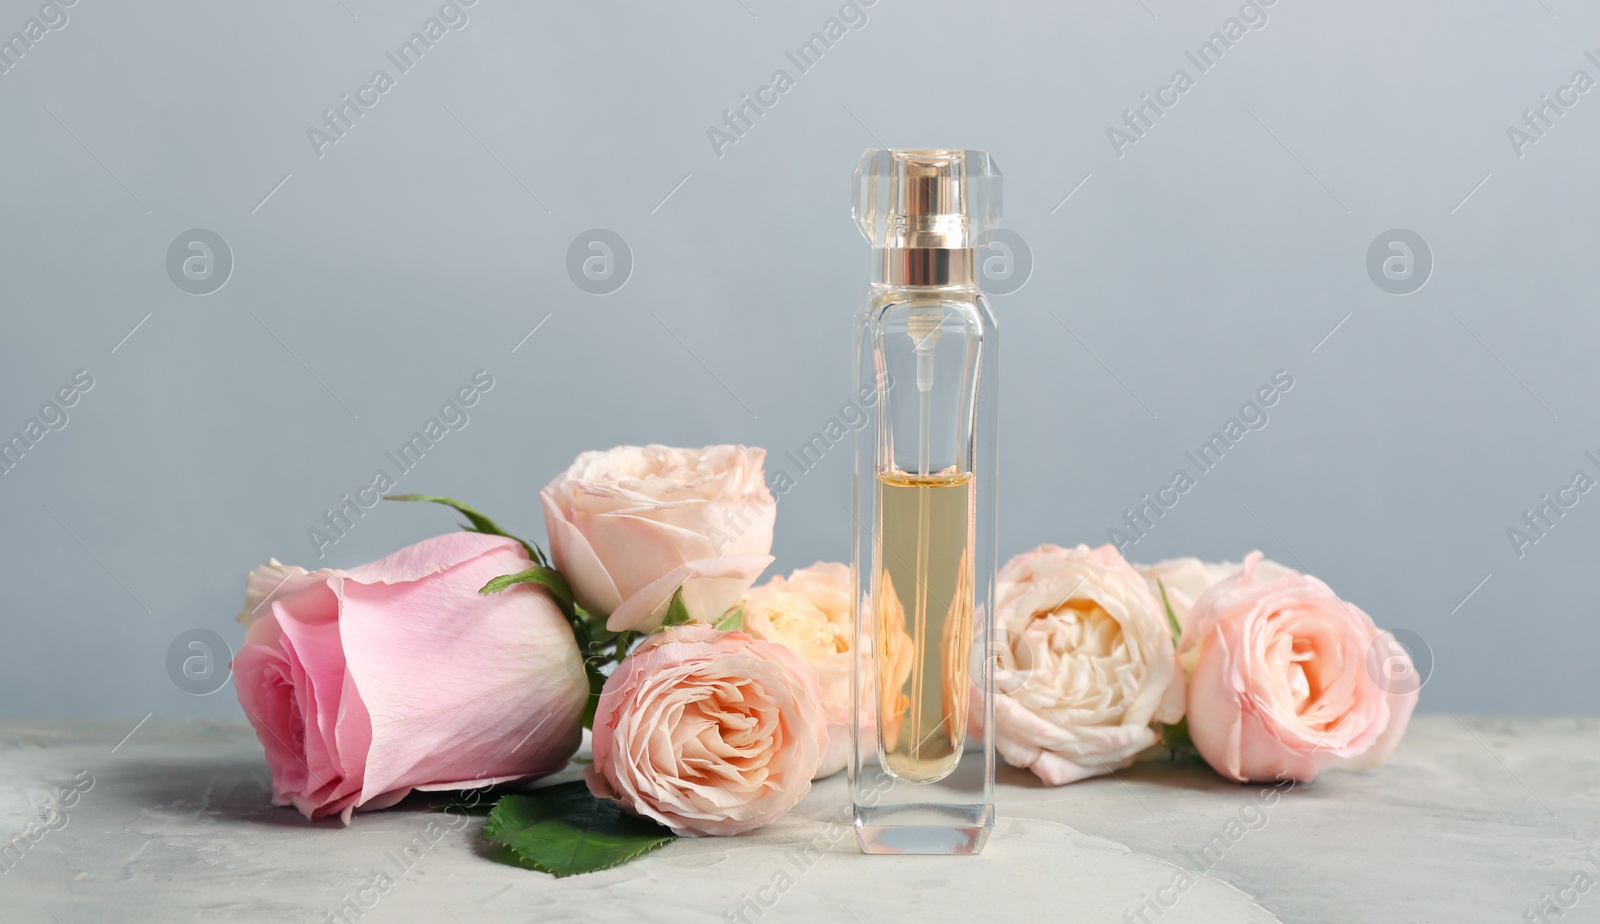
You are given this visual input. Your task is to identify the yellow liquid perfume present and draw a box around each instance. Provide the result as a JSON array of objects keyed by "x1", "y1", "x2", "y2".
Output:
[
  {"x1": 876, "y1": 470, "x2": 973, "y2": 784},
  {"x1": 851, "y1": 150, "x2": 999, "y2": 855}
]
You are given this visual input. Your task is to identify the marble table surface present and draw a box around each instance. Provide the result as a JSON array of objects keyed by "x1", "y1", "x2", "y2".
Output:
[{"x1": 0, "y1": 716, "x2": 1594, "y2": 923}]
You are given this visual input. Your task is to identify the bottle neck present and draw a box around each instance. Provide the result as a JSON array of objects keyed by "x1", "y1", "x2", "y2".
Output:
[{"x1": 875, "y1": 248, "x2": 976, "y2": 288}]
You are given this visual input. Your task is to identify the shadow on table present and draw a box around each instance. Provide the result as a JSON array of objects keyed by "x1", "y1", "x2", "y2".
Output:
[
  {"x1": 103, "y1": 755, "x2": 347, "y2": 828},
  {"x1": 103, "y1": 749, "x2": 597, "y2": 830},
  {"x1": 996, "y1": 753, "x2": 1253, "y2": 795}
]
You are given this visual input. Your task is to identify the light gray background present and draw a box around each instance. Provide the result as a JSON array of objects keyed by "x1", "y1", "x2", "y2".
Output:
[{"x1": 2, "y1": 0, "x2": 1595, "y2": 720}]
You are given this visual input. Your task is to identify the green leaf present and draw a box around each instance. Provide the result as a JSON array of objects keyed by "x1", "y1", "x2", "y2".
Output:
[
  {"x1": 578, "y1": 611, "x2": 616, "y2": 646},
  {"x1": 481, "y1": 782, "x2": 675, "y2": 877},
  {"x1": 1160, "y1": 717, "x2": 1196, "y2": 758},
  {"x1": 383, "y1": 494, "x2": 547, "y2": 566},
  {"x1": 580, "y1": 660, "x2": 605, "y2": 731},
  {"x1": 440, "y1": 797, "x2": 497, "y2": 817},
  {"x1": 659, "y1": 588, "x2": 692, "y2": 629},
  {"x1": 713, "y1": 607, "x2": 743, "y2": 632},
  {"x1": 569, "y1": 615, "x2": 624, "y2": 731},
  {"x1": 1158, "y1": 579, "x2": 1181, "y2": 644},
  {"x1": 479, "y1": 565, "x2": 575, "y2": 611}
]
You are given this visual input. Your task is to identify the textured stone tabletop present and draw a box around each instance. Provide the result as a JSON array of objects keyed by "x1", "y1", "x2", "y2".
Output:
[{"x1": 0, "y1": 717, "x2": 1594, "y2": 923}]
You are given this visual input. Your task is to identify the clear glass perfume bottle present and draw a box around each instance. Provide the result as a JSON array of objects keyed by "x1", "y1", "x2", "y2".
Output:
[{"x1": 850, "y1": 149, "x2": 999, "y2": 855}]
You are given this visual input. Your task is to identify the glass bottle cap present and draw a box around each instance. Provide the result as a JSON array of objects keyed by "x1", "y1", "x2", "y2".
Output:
[{"x1": 853, "y1": 149, "x2": 1001, "y2": 251}]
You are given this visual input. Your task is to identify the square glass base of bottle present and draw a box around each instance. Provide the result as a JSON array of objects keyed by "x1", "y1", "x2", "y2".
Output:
[{"x1": 853, "y1": 802, "x2": 993, "y2": 855}]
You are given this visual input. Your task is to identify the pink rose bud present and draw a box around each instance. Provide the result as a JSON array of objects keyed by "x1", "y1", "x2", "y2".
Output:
[
  {"x1": 586, "y1": 625, "x2": 827, "y2": 836},
  {"x1": 1180, "y1": 552, "x2": 1419, "y2": 783},
  {"x1": 233, "y1": 533, "x2": 588, "y2": 823}
]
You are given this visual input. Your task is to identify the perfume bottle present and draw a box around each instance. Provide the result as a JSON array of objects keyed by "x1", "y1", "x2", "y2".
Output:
[{"x1": 850, "y1": 150, "x2": 999, "y2": 855}]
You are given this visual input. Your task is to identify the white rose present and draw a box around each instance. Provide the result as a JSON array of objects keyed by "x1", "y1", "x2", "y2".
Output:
[
  {"x1": 541, "y1": 445, "x2": 776, "y2": 632},
  {"x1": 1137, "y1": 556, "x2": 1299, "y2": 640},
  {"x1": 992, "y1": 544, "x2": 1184, "y2": 786}
]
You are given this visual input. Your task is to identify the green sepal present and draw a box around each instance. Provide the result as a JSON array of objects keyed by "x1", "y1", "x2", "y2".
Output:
[
  {"x1": 713, "y1": 607, "x2": 743, "y2": 632},
  {"x1": 1158, "y1": 579, "x2": 1181, "y2": 644},
  {"x1": 568, "y1": 612, "x2": 633, "y2": 731},
  {"x1": 1160, "y1": 717, "x2": 1197, "y2": 758},
  {"x1": 580, "y1": 662, "x2": 605, "y2": 731},
  {"x1": 659, "y1": 588, "x2": 692, "y2": 629},
  {"x1": 383, "y1": 493, "x2": 548, "y2": 567},
  {"x1": 479, "y1": 565, "x2": 575, "y2": 613},
  {"x1": 480, "y1": 782, "x2": 675, "y2": 878}
]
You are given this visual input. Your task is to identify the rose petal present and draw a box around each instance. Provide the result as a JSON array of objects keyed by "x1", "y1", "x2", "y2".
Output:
[
  {"x1": 541, "y1": 486, "x2": 623, "y2": 615},
  {"x1": 340, "y1": 541, "x2": 586, "y2": 805},
  {"x1": 606, "y1": 553, "x2": 774, "y2": 632}
]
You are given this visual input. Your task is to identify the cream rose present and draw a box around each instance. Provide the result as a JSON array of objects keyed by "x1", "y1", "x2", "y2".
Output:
[
  {"x1": 1180, "y1": 552, "x2": 1418, "y2": 783},
  {"x1": 741, "y1": 562, "x2": 859, "y2": 780},
  {"x1": 540, "y1": 444, "x2": 776, "y2": 632},
  {"x1": 992, "y1": 544, "x2": 1185, "y2": 786},
  {"x1": 1137, "y1": 556, "x2": 1299, "y2": 638},
  {"x1": 585, "y1": 625, "x2": 826, "y2": 836}
]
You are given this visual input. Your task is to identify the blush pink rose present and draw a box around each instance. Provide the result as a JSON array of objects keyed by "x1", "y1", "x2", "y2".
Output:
[
  {"x1": 232, "y1": 533, "x2": 587, "y2": 823},
  {"x1": 1180, "y1": 551, "x2": 1418, "y2": 783},
  {"x1": 541, "y1": 445, "x2": 776, "y2": 633},
  {"x1": 586, "y1": 625, "x2": 826, "y2": 836}
]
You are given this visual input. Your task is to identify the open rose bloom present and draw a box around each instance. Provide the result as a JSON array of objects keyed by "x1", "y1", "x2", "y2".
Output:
[
  {"x1": 1180, "y1": 552, "x2": 1418, "y2": 783},
  {"x1": 233, "y1": 533, "x2": 587, "y2": 822},
  {"x1": 740, "y1": 562, "x2": 868, "y2": 780},
  {"x1": 586, "y1": 625, "x2": 826, "y2": 836},
  {"x1": 541, "y1": 445, "x2": 776, "y2": 632},
  {"x1": 991, "y1": 544, "x2": 1184, "y2": 786}
]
